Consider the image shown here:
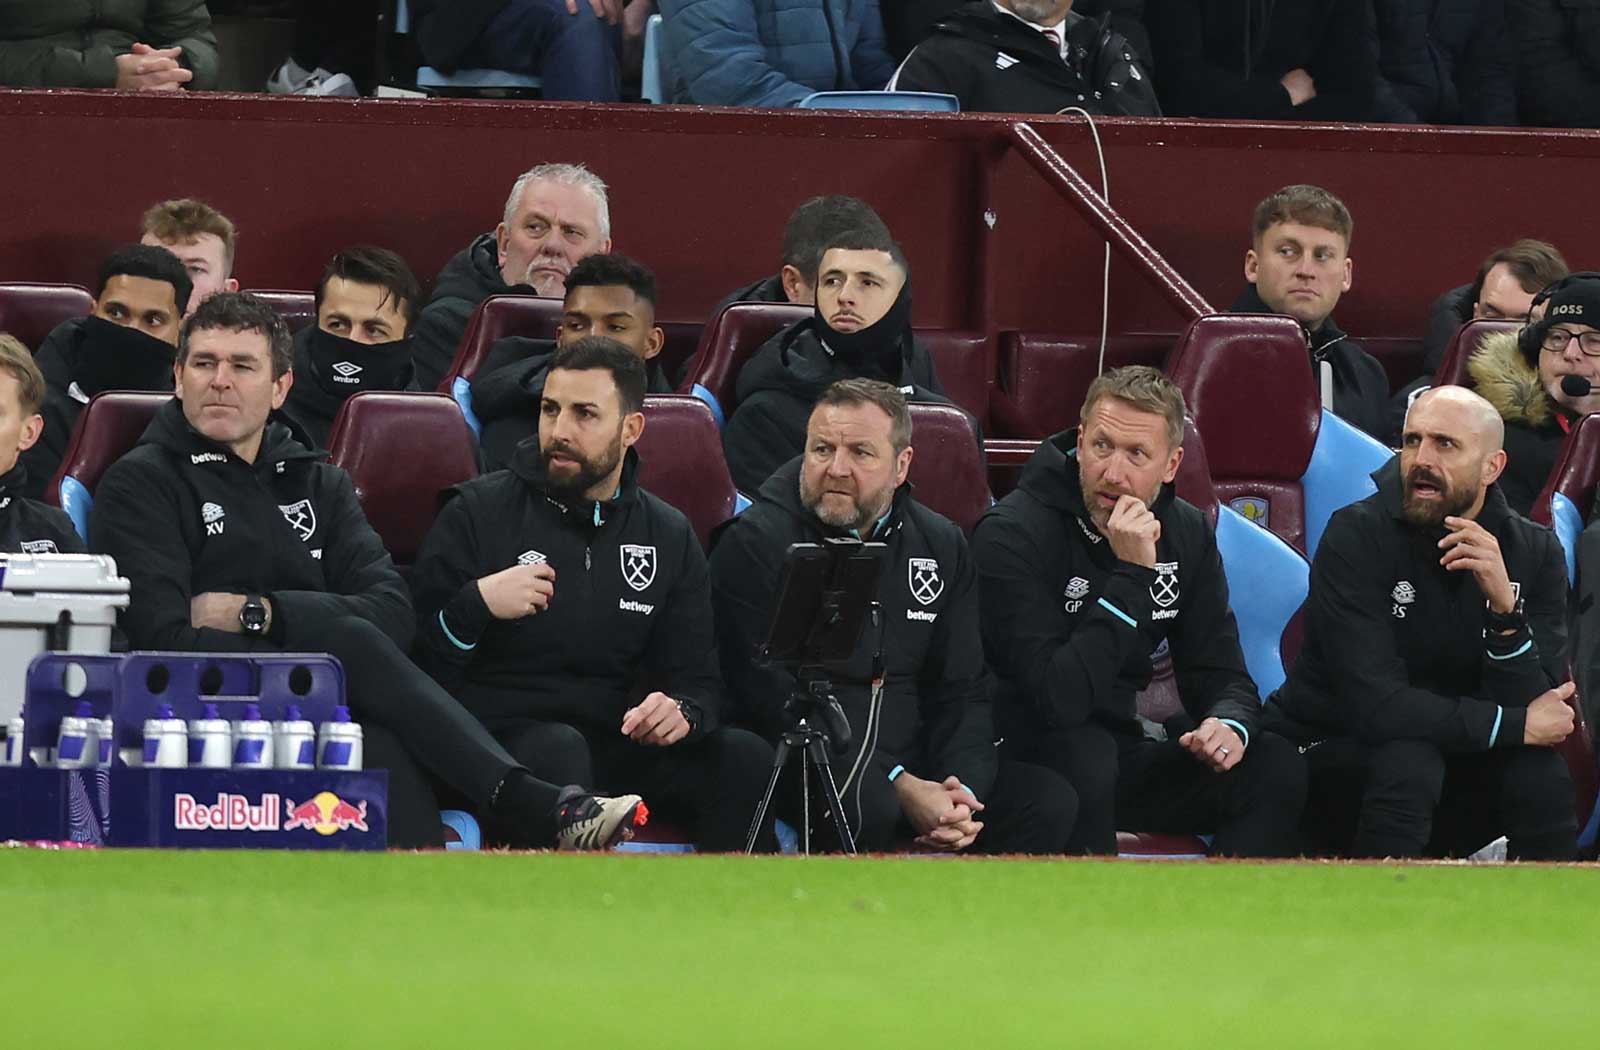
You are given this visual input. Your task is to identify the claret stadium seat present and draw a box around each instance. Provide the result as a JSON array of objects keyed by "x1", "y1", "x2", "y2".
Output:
[
  {"x1": 989, "y1": 331, "x2": 1174, "y2": 438},
  {"x1": 1166, "y1": 314, "x2": 1392, "y2": 559},
  {"x1": 906, "y1": 402, "x2": 990, "y2": 536},
  {"x1": 0, "y1": 282, "x2": 94, "y2": 354},
  {"x1": 48, "y1": 392, "x2": 171, "y2": 541},
  {"x1": 326, "y1": 392, "x2": 478, "y2": 570},
  {"x1": 635, "y1": 395, "x2": 739, "y2": 549},
  {"x1": 439, "y1": 294, "x2": 564, "y2": 433},
  {"x1": 1432, "y1": 318, "x2": 1522, "y2": 388},
  {"x1": 248, "y1": 290, "x2": 316, "y2": 333}
]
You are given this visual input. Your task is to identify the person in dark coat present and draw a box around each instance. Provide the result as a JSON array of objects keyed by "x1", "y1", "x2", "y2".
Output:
[
  {"x1": 21, "y1": 244, "x2": 191, "y2": 502},
  {"x1": 712, "y1": 195, "x2": 890, "y2": 318},
  {"x1": 1509, "y1": 0, "x2": 1600, "y2": 128},
  {"x1": 0, "y1": 0, "x2": 216, "y2": 90},
  {"x1": 469, "y1": 253, "x2": 673, "y2": 473},
  {"x1": 411, "y1": 163, "x2": 611, "y2": 392},
  {"x1": 1144, "y1": 0, "x2": 1380, "y2": 120},
  {"x1": 887, "y1": 0, "x2": 1161, "y2": 116},
  {"x1": 1230, "y1": 184, "x2": 1391, "y2": 441},
  {"x1": 282, "y1": 246, "x2": 420, "y2": 451},
  {"x1": 722, "y1": 232, "x2": 952, "y2": 493},
  {"x1": 711, "y1": 378, "x2": 1078, "y2": 853},
  {"x1": 1265, "y1": 386, "x2": 1578, "y2": 860},
  {"x1": 0, "y1": 335, "x2": 86, "y2": 555},
  {"x1": 881, "y1": 0, "x2": 1153, "y2": 65},
  {"x1": 1369, "y1": 0, "x2": 1516, "y2": 125},
  {"x1": 408, "y1": 0, "x2": 622, "y2": 100}
]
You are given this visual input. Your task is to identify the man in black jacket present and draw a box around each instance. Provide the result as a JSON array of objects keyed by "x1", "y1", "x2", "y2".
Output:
[
  {"x1": 411, "y1": 163, "x2": 611, "y2": 392},
  {"x1": 1231, "y1": 184, "x2": 1391, "y2": 441},
  {"x1": 282, "y1": 246, "x2": 420, "y2": 451},
  {"x1": 412, "y1": 338, "x2": 774, "y2": 851},
  {"x1": 1144, "y1": 0, "x2": 1380, "y2": 120},
  {"x1": 21, "y1": 244, "x2": 191, "y2": 501},
  {"x1": 471, "y1": 253, "x2": 672, "y2": 472},
  {"x1": 723, "y1": 232, "x2": 952, "y2": 493},
  {"x1": 712, "y1": 379, "x2": 1077, "y2": 853},
  {"x1": 1265, "y1": 386, "x2": 1578, "y2": 859},
  {"x1": 1511, "y1": 0, "x2": 1600, "y2": 128},
  {"x1": 972, "y1": 366, "x2": 1307, "y2": 856},
  {"x1": 1370, "y1": 0, "x2": 1516, "y2": 125},
  {"x1": 712, "y1": 195, "x2": 890, "y2": 318},
  {"x1": 0, "y1": 335, "x2": 86, "y2": 554},
  {"x1": 1420, "y1": 240, "x2": 1567, "y2": 379},
  {"x1": 887, "y1": 0, "x2": 1162, "y2": 116},
  {"x1": 92, "y1": 293, "x2": 646, "y2": 851}
]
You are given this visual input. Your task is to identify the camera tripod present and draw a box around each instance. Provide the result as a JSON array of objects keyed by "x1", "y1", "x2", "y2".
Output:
[{"x1": 743, "y1": 674, "x2": 857, "y2": 855}]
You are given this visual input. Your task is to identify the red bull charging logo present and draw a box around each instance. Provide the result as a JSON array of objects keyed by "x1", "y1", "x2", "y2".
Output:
[{"x1": 282, "y1": 791, "x2": 369, "y2": 835}]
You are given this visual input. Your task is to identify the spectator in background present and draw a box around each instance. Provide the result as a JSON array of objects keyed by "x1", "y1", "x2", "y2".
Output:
[
  {"x1": 282, "y1": 247, "x2": 421, "y2": 451},
  {"x1": 1467, "y1": 276, "x2": 1600, "y2": 515},
  {"x1": 140, "y1": 198, "x2": 239, "y2": 315},
  {"x1": 20, "y1": 244, "x2": 191, "y2": 501},
  {"x1": 1421, "y1": 240, "x2": 1568, "y2": 376},
  {"x1": 0, "y1": 336, "x2": 87, "y2": 555},
  {"x1": 408, "y1": 0, "x2": 623, "y2": 101},
  {"x1": 412, "y1": 163, "x2": 612, "y2": 393},
  {"x1": 0, "y1": 2, "x2": 217, "y2": 90},
  {"x1": 722, "y1": 229, "x2": 953, "y2": 493},
  {"x1": 1369, "y1": 0, "x2": 1516, "y2": 125},
  {"x1": 1231, "y1": 184, "x2": 1390, "y2": 441},
  {"x1": 1510, "y1": 0, "x2": 1600, "y2": 128},
  {"x1": 714, "y1": 195, "x2": 891, "y2": 316},
  {"x1": 887, "y1": 0, "x2": 1162, "y2": 116},
  {"x1": 471, "y1": 253, "x2": 674, "y2": 471},
  {"x1": 266, "y1": 0, "x2": 374, "y2": 96},
  {"x1": 880, "y1": 0, "x2": 1153, "y2": 66},
  {"x1": 1144, "y1": 0, "x2": 1379, "y2": 121},
  {"x1": 659, "y1": 0, "x2": 896, "y2": 106}
]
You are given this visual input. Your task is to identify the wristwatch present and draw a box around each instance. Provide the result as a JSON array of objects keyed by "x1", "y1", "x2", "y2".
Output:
[
  {"x1": 675, "y1": 698, "x2": 701, "y2": 734},
  {"x1": 1483, "y1": 596, "x2": 1526, "y2": 634},
  {"x1": 239, "y1": 593, "x2": 269, "y2": 636}
]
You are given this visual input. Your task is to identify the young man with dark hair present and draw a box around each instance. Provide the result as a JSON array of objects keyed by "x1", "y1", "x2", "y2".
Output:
[
  {"x1": 0, "y1": 334, "x2": 84, "y2": 554},
  {"x1": 712, "y1": 378, "x2": 1078, "y2": 854},
  {"x1": 722, "y1": 230, "x2": 954, "y2": 493},
  {"x1": 92, "y1": 293, "x2": 645, "y2": 851},
  {"x1": 411, "y1": 337, "x2": 773, "y2": 852},
  {"x1": 140, "y1": 198, "x2": 239, "y2": 314},
  {"x1": 713, "y1": 195, "x2": 892, "y2": 314},
  {"x1": 470, "y1": 252, "x2": 674, "y2": 471},
  {"x1": 282, "y1": 246, "x2": 421, "y2": 449},
  {"x1": 1266, "y1": 386, "x2": 1577, "y2": 860},
  {"x1": 21, "y1": 243, "x2": 193, "y2": 501},
  {"x1": 1231, "y1": 184, "x2": 1390, "y2": 441},
  {"x1": 972, "y1": 366, "x2": 1307, "y2": 856}
]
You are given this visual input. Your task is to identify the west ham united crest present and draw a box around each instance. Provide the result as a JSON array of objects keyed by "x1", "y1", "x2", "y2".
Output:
[
  {"x1": 621, "y1": 544, "x2": 657, "y2": 592},
  {"x1": 278, "y1": 499, "x2": 316, "y2": 542},
  {"x1": 908, "y1": 557, "x2": 944, "y2": 606},
  {"x1": 1150, "y1": 561, "x2": 1180, "y2": 608}
]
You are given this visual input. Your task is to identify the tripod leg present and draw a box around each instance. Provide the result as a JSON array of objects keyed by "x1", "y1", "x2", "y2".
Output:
[
  {"x1": 806, "y1": 737, "x2": 857, "y2": 855},
  {"x1": 744, "y1": 738, "x2": 792, "y2": 855}
]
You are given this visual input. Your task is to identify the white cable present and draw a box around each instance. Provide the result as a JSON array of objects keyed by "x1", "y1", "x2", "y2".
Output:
[{"x1": 1056, "y1": 106, "x2": 1112, "y2": 375}]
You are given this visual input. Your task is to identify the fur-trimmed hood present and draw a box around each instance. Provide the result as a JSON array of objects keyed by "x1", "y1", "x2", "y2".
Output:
[{"x1": 1467, "y1": 329, "x2": 1555, "y2": 428}]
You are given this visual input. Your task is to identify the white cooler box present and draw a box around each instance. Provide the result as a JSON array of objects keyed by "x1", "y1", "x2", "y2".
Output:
[{"x1": 0, "y1": 554, "x2": 129, "y2": 724}]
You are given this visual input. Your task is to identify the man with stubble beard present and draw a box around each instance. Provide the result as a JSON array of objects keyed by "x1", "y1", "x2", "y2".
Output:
[{"x1": 1266, "y1": 385, "x2": 1580, "y2": 860}]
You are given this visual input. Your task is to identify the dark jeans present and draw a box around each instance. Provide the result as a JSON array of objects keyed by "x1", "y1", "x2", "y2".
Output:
[
  {"x1": 459, "y1": 0, "x2": 621, "y2": 101},
  {"x1": 1017, "y1": 723, "x2": 1308, "y2": 857},
  {"x1": 322, "y1": 617, "x2": 556, "y2": 849},
  {"x1": 1302, "y1": 737, "x2": 1579, "y2": 860},
  {"x1": 291, "y1": 0, "x2": 378, "y2": 83},
  {"x1": 491, "y1": 719, "x2": 778, "y2": 852},
  {"x1": 787, "y1": 754, "x2": 1079, "y2": 855}
]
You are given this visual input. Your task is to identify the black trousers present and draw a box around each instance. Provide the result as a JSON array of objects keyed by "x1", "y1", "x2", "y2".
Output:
[
  {"x1": 1016, "y1": 723, "x2": 1308, "y2": 857},
  {"x1": 322, "y1": 617, "x2": 554, "y2": 850},
  {"x1": 490, "y1": 718, "x2": 778, "y2": 852},
  {"x1": 1302, "y1": 737, "x2": 1579, "y2": 860},
  {"x1": 788, "y1": 754, "x2": 1078, "y2": 855}
]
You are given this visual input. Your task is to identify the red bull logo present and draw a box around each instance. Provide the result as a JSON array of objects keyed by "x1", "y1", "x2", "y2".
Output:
[
  {"x1": 282, "y1": 791, "x2": 369, "y2": 835},
  {"x1": 174, "y1": 793, "x2": 281, "y2": 832}
]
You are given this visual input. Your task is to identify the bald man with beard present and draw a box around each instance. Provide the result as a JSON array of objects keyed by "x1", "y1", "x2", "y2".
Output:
[{"x1": 1265, "y1": 387, "x2": 1580, "y2": 860}]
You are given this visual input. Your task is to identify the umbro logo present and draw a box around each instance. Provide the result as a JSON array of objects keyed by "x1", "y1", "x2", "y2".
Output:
[
  {"x1": 995, "y1": 51, "x2": 1018, "y2": 70},
  {"x1": 1065, "y1": 577, "x2": 1089, "y2": 600},
  {"x1": 202, "y1": 501, "x2": 225, "y2": 536},
  {"x1": 1392, "y1": 581, "x2": 1416, "y2": 605},
  {"x1": 517, "y1": 550, "x2": 547, "y2": 566},
  {"x1": 191, "y1": 452, "x2": 226, "y2": 465},
  {"x1": 330, "y1": 361, "x2": 362, "y2": 385}
]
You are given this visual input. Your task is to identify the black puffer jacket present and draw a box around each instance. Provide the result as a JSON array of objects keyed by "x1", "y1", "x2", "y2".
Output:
[
  {"x1": 0, "y1": 463, "x2": 84, "y2": 554},
  {"x1": 1510, "y1": 0, "x2": 1600, "y2": 128},
  {"x1": 1370, "y1": 0, "x2": 1516, "y2": 124},
  {"x1": 881, "y1": 0, "x2": 1153, "y2": 66},
  {"x1": 1145, "y1": 0, "x2": 1379, "y2": 120},
  {"x1": 1466, "y1": 328, "x2": 1571, "y2": 517},
  {"x1": 412, "y1": 232, "x2": 538, "y2": 393}
]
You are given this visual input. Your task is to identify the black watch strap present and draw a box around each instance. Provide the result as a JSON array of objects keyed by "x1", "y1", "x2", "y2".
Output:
[{"x1": 1484, "y1": 598, "x2": 1526, "y2": 634}]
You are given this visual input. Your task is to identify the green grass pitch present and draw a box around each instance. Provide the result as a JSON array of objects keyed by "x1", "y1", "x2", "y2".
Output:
[{"x1": 4, "y1": 850, "x2": 1594, "y2": 1047}]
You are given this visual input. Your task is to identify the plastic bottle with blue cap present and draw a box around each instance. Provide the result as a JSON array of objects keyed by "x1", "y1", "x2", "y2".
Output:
[
  {"x1": 189, "y1": 702, "x2": 232, "y2": 769},
  {"x1": 232, "y1": 703, "x2": 274, "y2": 770},
  {"x1": 142, "y1": 704, "x2": 188, "y2": 768},
  {"x1": 274, "y1": 704, "x2": 316, "y2": 770},
  {"x1": 317, "y1": 705, "x2": 363, "y2": 771}
]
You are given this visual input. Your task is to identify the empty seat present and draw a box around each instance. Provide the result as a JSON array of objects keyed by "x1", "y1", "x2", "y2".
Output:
[
  {"x1": 48, "y1": 392, "x2": 170, "y2": 539},
  {"x1": 798, "y1": 91, "x2": 960, "y2": 112},
  {"x1": 1167, "y1": 314, "x2": 1391, "y2": 557},
  {"x1": 0, "y1": 282, "x2": 93, "y2": 353},
  {"x1": 248, "y1": 290, "x2": 317, "y2": 333},
  {"x1": 989, "y1": 331, "x2": 1174, "y2": 438},
  {"x1": 437, "y1": 294, "x2": 563, "y2": 433},
  {"x1": 1433, "y1": 318, "x2": 1523, "y2": 388},
  {"x1": 906, "y1": 403, "x2": 990, "y2": 536},
  {"x1": 635, "y1": 395, "x2": 739, "y2": 549},
  {"x1": 325, "y1": 392, "x2": 478, "y2": 568}
]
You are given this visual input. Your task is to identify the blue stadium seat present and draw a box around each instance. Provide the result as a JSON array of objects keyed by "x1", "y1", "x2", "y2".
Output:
[
  {"x1": 798, "y1": 91, "x2": 959, "y2": 112},
  {"x1": 1302, "y1": 409, "x2": 1392, "y2": 559},
  {"x1": 395, "y1": 0, "x2": 543, "y2": 93},
  {"x1": 641, "y1": 14, "x2": 666, "y2": 104}
]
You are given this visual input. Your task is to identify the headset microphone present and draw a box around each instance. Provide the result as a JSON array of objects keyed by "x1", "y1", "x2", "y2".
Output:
[{"x1": 1561, "y1": 374, "x2": 1592, "y2": 398}]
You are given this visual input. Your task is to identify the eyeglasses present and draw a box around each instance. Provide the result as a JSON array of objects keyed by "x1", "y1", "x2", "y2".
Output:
[{"x1": 1541, "y1": 327, "x2": 1600, "y2": 356}]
